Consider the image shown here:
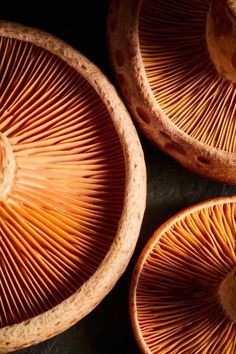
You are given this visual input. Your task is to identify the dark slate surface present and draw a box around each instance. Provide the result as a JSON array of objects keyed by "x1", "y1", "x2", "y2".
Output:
[{"x1": 1, "y1": 1, "x2": 236, "y2": 353}]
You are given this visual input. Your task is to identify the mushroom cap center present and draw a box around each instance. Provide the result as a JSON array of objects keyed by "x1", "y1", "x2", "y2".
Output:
[
  {"x1": 219, "y1": 267, "x2": 236, "y2": 322},
  {"x1": 228, "y1": 0, "x2": 236, "y2": 17},
  {"x1": 0, "y1": 133, "x2": 15, "y2": 201}
]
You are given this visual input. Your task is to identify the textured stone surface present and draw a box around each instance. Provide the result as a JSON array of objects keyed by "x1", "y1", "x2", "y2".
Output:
[{"x1": 2, "y1": 1, "x2": 236, "y2": 353}]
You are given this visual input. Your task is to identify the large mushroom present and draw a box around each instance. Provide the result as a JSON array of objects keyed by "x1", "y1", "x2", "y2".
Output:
[
  {"x1": 130, "y1": 196, "x2": 236, "y2": 353},
  {"x1": 107, "y1": 0, "x2": 236, "y2": 184},
  {"x1": 0, "y1": 22, "x2": 146, "y2": 352}
]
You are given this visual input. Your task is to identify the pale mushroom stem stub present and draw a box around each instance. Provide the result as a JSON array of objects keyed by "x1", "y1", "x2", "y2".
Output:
[
  {"x1": 219, "y1": 267, "x2": 236, "y2": 322},
  {"x1": 0, "y1": 133, "x2": 15, "y2": 201}
]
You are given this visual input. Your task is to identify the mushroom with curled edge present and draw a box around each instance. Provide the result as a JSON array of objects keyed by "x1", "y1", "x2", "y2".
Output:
[
  {"x1": 0, "y1": 21, "x2": 146, "y2": 353},
  {"x1": 107, "y1": 0, "x2": 236, "y2": 184},
  {"x1": 130, "y1": 197, "x2": 236, "y2": 354}
]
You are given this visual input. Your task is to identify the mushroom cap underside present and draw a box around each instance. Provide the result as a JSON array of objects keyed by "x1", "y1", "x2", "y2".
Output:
[
  {"x1": 0, "y1": 21, "x2": 146, "y2": 352},
  {"x1": 130, "y1": 196, "x2": 236, "y2": 354},
  {"x1": 107, "y1": 0, "x2": 236, "y2": 184}
]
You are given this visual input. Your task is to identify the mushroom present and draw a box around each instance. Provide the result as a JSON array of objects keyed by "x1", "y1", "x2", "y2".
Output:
[
  {"x1": 0, "y1": 21, "x2": 146, "y2": 352},
  {"x1": 107, "y1": 0, "x2": 236, "y2": 184},
  {"x1": 130, "y1": 196, "x2": 236, "y2": 353}
]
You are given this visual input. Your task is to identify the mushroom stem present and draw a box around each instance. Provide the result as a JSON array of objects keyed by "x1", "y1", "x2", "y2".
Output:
[
  {"x1": 0, "y1": 133, "x2": 15, "y2": 201},
  {"x1": 206, "y1": 0, "x2": 236, "y2": 82},
  {"x1": 219, "y1": 268, "x2": 236, "y2": 322}
]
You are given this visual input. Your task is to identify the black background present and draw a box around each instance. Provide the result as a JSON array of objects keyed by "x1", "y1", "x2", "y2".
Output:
[{"x1": 1, "y1": 1, "x2": 236, "y2": 353}]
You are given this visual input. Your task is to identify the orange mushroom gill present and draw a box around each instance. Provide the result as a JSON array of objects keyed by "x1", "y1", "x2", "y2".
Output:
[
  {"x1": 0, "y1": 36, "x2": 126, "y2": 328},
  {"x1": 131, "y1": 198, "x2": 236, "y2": 353},
  {"x1": 139, "y1": 0, "x2": 236, "y2": 153}
]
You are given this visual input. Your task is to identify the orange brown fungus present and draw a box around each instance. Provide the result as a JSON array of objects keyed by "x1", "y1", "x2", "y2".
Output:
[
  {"x1": 131, "y1": 199, "x2": 236, "y2": 353},
  {"x1": 139, "y1": 0, "x2": 236, "y2": 153},
  {"x1": 0, "y1": 37, "x2": 125, "y2": 328}
]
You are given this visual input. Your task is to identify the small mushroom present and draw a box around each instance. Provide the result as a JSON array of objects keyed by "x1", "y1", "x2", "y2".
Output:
[
  {"x1": 0, "y1": 22, "x2": 146, "y2": 352},
  {"x1": 130, "y1": 197, "x2": 236, "y2": 353},
  {"x1": 108, "y1": 0, "x2": 236, "y2": 184}
]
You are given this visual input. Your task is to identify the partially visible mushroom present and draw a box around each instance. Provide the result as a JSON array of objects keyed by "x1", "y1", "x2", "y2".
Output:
[
  {"x1": 107, "y1": 0, "x2": 236, "y2": 184},
  {"x1": 130, "y1": 197, "x2": 236, "y2": 353},
  {"x1": 0, "y1": 22, "x2": 146, "y2": 352}
]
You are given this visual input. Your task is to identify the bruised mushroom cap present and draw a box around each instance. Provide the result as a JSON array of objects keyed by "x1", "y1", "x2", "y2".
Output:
[
  {"x1": 130, "y1": 196, "x2": 236, "y2": 354},
  {"x1": 107, "y1": 0, "x2": 236, "y2": 184},
  {"x1": 0, "y1": 21, "x2": 146, "y2": 352}
]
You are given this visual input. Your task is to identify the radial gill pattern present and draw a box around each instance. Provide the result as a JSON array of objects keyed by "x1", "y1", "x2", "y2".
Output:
[
  {"x1": 134, "y1": 201, "x2": 236, "y2": 353},
  {"x1": 0, "y1": 37, "x2": 125, "y2": 327},
  {"x1": 139, "y1": 0, "x2": 236, "y2": 153}
]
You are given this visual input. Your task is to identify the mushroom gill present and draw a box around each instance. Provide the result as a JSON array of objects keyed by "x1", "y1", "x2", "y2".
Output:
[
  {"x1": 0, "y1": 35, "x2": 126, "y2": 328},
  {"x1": 139, "y1": 0, "x2": 235, "y2": 153},
  {"x1": 130, "y1": 197, "x2": 236, "y2": 353}
]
